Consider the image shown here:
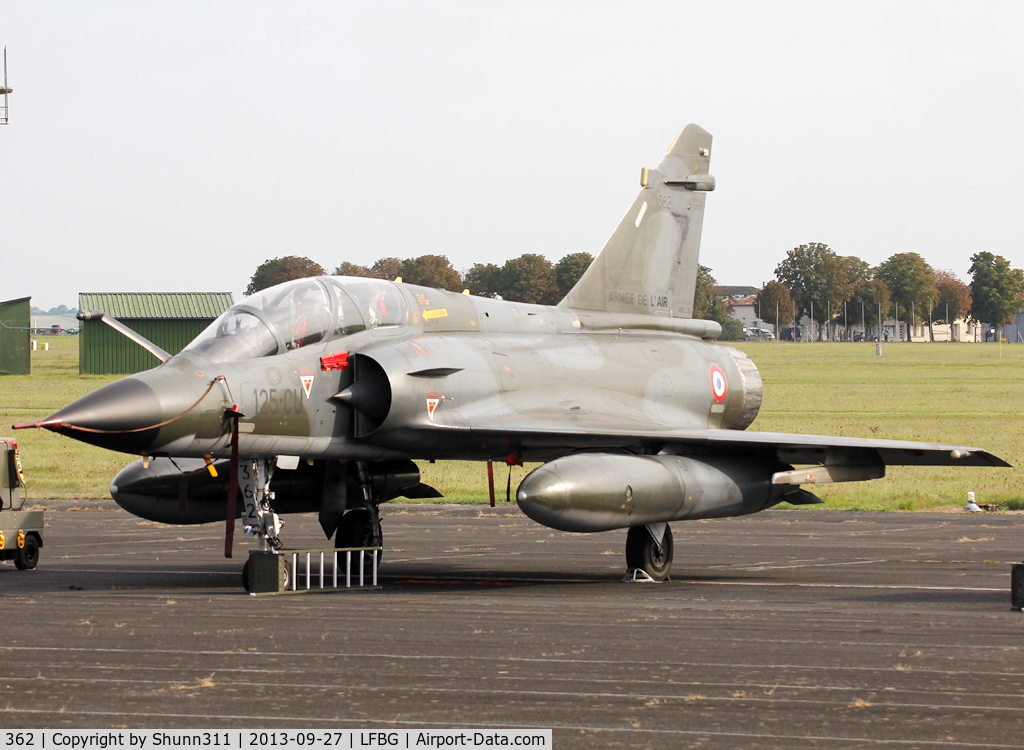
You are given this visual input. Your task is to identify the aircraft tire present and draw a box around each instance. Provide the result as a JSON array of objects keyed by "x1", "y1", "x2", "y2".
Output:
[
  {"x1": 241, "y1": 557, "x2": 292, "y2": 592},
  {"x1": 280, "y1": 559, "x2": 292, "y2": 591},
  {"x1": 625, "y1": 524, "x2": 672, "y2": 581},
  {"x1": 335, "y1": 508, "x2": 383, "y2": 565},
  {"x1": 14, "y1": 534, "x2": 40, "y2": 571}
]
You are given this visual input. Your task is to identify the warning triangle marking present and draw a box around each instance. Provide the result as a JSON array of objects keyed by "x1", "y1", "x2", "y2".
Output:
[{"x1": 300, "y1": 374, "x2": 314, "y2": 399}]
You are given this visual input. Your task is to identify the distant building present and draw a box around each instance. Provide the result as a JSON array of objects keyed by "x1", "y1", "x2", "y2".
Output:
[
  {"x1": 1002, "y1": 310, "x2": 1024, "y2": 343},
  {"x1": 0, "y1": 297, "x2": 31, "y2": 375},
  {"x1": 724, "y1": 297, "x2": 761, "y2": 328},
  {"x1": 904, "y1": 318, "x2": 980, "y2": 343},
  {"x1": 785, "y1": 312, "x2": 980, "y2": 342},
  {"x1": 78, "y1": 292, "x2": 234, "y2": 374},
  {"x1": 718, "y1": 287, "x2": 771, "y2": 334}
]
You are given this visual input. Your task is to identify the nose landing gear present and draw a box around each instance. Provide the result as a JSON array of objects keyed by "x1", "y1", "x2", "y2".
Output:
[
  {"x1": 335, "y1": 462, "x2": 383, "y2": 568},
  {"x1": 241, "y1": 459, "x2": 283, "y2": 552}
]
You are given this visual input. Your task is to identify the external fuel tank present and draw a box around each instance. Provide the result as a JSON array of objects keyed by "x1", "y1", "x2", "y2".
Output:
[{"x1": 516, "y1": 452, "x2": 793, "y2": 532}]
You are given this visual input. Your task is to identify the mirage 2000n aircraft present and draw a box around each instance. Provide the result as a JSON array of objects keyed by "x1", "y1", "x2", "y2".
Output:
[{"x1": 15, "y1": 124, "x2": 1008, "y2": 582}]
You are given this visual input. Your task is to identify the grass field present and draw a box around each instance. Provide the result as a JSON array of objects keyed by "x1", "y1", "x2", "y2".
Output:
[
  {"x1": 1, "y1": 338, "x2": 125, "y2": 499},
  {"x1": 727, "y1": 341, "x2": 1023, "y2": 510},
  {"x1": 2, "y1": 337, "x2": 1021, "y2": 510}
]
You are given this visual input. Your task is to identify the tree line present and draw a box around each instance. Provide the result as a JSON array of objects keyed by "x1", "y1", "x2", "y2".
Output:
[
  {"x1": 755, "y1": 243, "x2": 1024, "y2": 339},
  {"x1": 246, "y1": 252, "x2": 594, "y2": 306},
  {"x1": 30, "y1": 304, "x2": 79, "y2": 315}
]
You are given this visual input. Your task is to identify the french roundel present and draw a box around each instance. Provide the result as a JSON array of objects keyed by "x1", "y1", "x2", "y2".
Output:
[{"x1": 710, "y1": 365, "x2": 727, "y2": 403}]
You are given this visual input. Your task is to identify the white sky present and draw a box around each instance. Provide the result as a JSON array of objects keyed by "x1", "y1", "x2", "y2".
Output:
[{"x1": 2, "y1": 1, "x2": 1021, "y2": 310}]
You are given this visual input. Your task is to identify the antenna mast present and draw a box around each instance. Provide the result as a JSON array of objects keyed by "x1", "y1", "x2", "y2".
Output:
[{"x1": 1, "y1": 48, "x2": 11, "y2": 125}]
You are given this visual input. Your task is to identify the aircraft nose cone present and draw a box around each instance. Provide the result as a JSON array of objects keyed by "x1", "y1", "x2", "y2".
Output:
[
  {"x1": 516, "y1": 465, "x2": 568, "y2": 528},
  {"x1": 43, "y1": 377, "x2": 163, "y2": 453}
]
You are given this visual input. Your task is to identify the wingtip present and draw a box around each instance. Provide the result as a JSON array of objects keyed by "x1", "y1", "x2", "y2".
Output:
[{"x1": 963, "y1": 449, "x2": 1012, "y2": 468}]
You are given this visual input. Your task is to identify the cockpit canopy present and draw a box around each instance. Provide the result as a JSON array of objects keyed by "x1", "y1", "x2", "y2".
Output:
[{"x1": 185, "y1": 277, "x2": 408, "y2": 363}]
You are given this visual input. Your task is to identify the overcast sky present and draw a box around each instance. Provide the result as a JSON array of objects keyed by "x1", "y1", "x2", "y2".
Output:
[{"x1": 2, "y1": 1, "x2": 1021, "y2": 310}]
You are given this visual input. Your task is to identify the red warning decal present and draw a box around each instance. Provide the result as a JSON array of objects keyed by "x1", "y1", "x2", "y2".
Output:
[
  {"x1": 300, "y1": 368, "x2": 315, "y2": 399},
  {"x1": 710, "y1": 365, "x2": 727, "y2": 403},
  {"x1": 426, "y1": 390, "x2": 440, "y2": 421}
]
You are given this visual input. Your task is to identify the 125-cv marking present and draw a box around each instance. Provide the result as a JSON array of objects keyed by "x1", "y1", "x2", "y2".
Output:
[{"x1": 251, "y1": 388, "x2": 304, "y2": 416}]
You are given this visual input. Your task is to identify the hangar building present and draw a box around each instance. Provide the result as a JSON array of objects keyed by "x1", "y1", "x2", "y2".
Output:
[
  {"x1": 0, "y1": 297, "x2": 31, "y2": 375},
  {"x1": 78, "y1": 292, "x2": 234, "y2": 375}
]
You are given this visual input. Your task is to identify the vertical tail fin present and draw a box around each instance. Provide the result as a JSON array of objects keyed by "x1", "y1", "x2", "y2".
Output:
[{"x1": 561, "y1": 124, "x2": 714, "y2": 318}]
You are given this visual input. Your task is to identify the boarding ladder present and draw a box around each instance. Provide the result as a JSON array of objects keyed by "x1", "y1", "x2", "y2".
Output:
[{"x1": 245, "y1": 546, "x2": 381, "y2": 596}]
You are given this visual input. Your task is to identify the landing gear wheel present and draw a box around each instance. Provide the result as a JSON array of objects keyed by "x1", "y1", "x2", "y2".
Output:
[
  {"x1": 15, "y1": 535, "x2": 40, "y2": 571},
  {"x1": 335, "y1": 508, "x2": 383, "y2": 567},
  {"x1": 241, "y1": 557, "x2": 292, "y2": 593},
  {"x1": 625, "y1": 525, "x2": 673, "y2": 581}
]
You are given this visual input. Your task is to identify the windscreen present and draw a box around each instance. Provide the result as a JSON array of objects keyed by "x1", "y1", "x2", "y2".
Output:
[
  {"x1": 186, "y1": 310, "x2": 278, "y2": 362},
  {"x1": 185, "y1": 279, "x2": 333, "y2": 362}
]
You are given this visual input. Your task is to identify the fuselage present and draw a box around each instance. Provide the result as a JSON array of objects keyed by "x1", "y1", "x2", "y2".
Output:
[{"x1": 40, "y1": 276, "x2": 762, "y2": 464}]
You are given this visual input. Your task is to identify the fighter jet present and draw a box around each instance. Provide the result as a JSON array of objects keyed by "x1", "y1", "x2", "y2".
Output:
[{"x1": 15, "y1": 124, "x2": 1008, "y2": 581}]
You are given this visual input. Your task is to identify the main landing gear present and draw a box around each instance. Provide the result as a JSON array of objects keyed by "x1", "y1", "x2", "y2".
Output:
[
  {"x1": 625, "y1": 523, "x2": 673, "y2": 582},
  {"x1": 335, "y1": 462, "x2": 383, "y2": 568}
]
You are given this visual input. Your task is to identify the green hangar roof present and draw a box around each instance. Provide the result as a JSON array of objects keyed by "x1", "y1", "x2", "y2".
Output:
[{"x1": 78, "y1": 292, "x2": 235, "y2": 319}]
